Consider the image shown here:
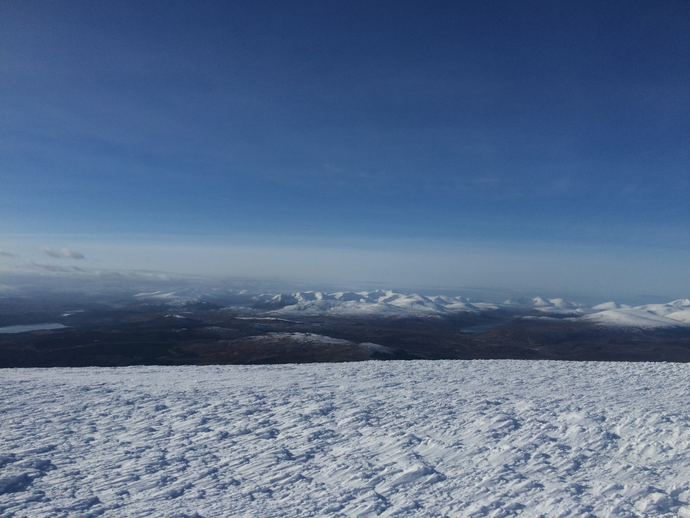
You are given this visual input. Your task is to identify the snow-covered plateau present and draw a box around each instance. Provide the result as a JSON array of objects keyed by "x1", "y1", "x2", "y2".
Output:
[{"x1": 3, "y1": 361, "x2": 690, "y2": 517}]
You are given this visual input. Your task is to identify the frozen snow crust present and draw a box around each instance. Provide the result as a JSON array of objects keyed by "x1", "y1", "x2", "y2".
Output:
[{"x1": 3, "y1": 361, "x2": 690, "y2": 517}]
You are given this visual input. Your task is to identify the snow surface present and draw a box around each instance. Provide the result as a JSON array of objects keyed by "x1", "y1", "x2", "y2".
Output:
[{"x1": 3, "y1": 361, "x2": 690, "y2": 517}]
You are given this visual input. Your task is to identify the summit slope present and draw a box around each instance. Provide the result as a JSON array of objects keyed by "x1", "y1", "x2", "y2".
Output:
[{"x1": 2, "y1": 361, "x2": 690, "y2": 517}]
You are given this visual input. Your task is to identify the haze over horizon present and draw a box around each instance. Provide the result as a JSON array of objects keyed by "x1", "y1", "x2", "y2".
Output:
[{"x1": 1, "y1": 1, "x2": 688, "y2": 300}]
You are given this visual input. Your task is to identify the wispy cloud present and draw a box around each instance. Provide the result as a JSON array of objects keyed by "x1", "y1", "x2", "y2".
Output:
[
  {"x1": 0, "y1": 249, "x2": 17, "y2": 257},
  {"x1": 41, "y1": 247, "x2": 86, "y2": 260},
  {"x1": 27, "y1": 261, "x2": 85, "y2": 273}
]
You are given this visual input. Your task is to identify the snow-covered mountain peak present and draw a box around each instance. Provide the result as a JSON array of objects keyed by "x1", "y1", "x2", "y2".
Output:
[
  {"x1": 592, "y1": 302, "x2": 625, "y2": 310},
  {"x1": 331, "y1": 291, "x2": 365, "y2": 302},
  {"x1": 132, "y1": 288, "x2": 218, "y2": 304},
  {"x1": 294, "y1": 291, "x2": 325, "y2": 302},
  {"x1": 502, "y1": 296, "x2": 586, "y2": 314},
  {"x1": 532, "y1": 296, "x2": 552, "y2": 307},
  {"x1": 582, "y1": 300, "x2": 690, "y2": 329},
  {"x1": 503, "y1": 297, "x2": 534, "y2": 306}
]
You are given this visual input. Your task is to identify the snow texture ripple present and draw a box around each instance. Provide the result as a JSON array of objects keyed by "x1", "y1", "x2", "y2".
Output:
[{"x1": 2, "y1": 361, "x2": 690, "y2": 517}]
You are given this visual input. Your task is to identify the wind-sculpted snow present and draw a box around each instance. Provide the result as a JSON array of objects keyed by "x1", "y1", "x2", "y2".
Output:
[{"x1": 3, "y1": 361, "x2": 690, "y2": 517}]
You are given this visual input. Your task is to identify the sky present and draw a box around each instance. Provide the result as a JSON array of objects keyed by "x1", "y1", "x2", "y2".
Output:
[{"x1": 1, "y1": 1, "x2": 689, "y2": 300}]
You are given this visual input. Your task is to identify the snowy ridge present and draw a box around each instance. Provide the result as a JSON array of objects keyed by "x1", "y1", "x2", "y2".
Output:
[
  {"x1": 253, "y1": 290, "x2": 486, "y2": 317},
  {"x1": 262, "y1": 292, "x2": 690, "y2": 328},
  {"x1": 580, "y1": 299, "x2": 690, "y2": 329},
  {"x1": 3, "y1": 361, "x2": 690, "y2": 517},
  {"x1": 502, "y1": 296, "x2": 591, "y2": 315},
  {"x1": 133, "y1": 288, "x2": 239, "y2": 305},
  {"x1": 243, "y1": 332, "x2": 394, "y2": 356}
]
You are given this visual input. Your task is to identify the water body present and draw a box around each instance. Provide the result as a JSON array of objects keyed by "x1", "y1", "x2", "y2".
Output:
[
  {"x1": 0, "y1": 323, "x2": 67, "y2": 334},
  {"x1": 460, "y1": 324, "x2": 502, "y2": 333}
]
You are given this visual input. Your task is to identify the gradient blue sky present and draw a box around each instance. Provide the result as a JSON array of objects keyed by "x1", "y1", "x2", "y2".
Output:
[{"x1": 1, "y1": 1, "x2": 689, "y2": 299}]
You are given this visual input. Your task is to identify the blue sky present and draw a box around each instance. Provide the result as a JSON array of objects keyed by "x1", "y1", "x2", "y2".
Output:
[{"x1": 1, "y1": 1, "x2": 689, "y2": 299}]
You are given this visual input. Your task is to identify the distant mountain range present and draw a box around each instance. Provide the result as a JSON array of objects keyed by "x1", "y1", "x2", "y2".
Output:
[
  {"x1": 132, "y1": 289, "x2": 690, "y2": 330},
  {"x1": 3, "y1": 284, "x2": 690, "y2": 366}
]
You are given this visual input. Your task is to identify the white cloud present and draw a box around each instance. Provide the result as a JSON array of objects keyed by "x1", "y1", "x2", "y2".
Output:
[
  {"x1": 0, "y1": 249, "x2": 16, "y2": 257},
  {"x1": 0, "y1": 235, "x2": 687, "y2": 302},
  {"x1": 27, "y1": 261, "x2": 85, "y2": 273},
  {"x1": 41, "y1": 247, "x2": 85, "y2": 260}
]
